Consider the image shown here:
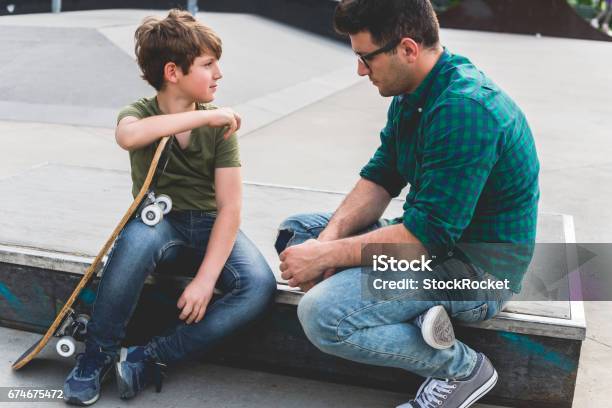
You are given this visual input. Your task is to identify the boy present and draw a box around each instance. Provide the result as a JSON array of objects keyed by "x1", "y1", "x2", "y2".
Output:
[{"x1": 63, "y1": 9, "x2": 277, "y2": 406}]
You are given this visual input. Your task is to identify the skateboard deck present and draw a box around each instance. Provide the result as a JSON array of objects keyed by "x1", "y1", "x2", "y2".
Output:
[{"x1": 12, "y1": 136, "x2": 173, "y2": 370}]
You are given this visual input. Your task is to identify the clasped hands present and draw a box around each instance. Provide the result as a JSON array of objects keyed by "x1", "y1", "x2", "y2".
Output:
[{"x1": 279, "y1": 239, "x2": 336, "y2": 292}]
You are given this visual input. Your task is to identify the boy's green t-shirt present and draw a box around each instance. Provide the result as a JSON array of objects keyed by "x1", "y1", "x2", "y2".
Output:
[{"x1": 117, "y1": 96, "x2": 241, "y2": 212}]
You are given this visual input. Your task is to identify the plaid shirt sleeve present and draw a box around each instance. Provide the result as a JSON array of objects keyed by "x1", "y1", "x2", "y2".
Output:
[
  {"x1": 402, "y1": 98, "x2": 501, "y2": 253},
  {"x1": 359, "y1": 98, "x2": 407, "y2": 197}
]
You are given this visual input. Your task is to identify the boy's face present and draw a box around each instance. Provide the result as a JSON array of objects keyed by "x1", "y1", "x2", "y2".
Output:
[{"x1": 177, "y1": 53, "x2": 223, "y2": 103}]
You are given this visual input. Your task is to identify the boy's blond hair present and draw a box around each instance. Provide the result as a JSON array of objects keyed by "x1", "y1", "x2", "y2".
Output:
[{"x1": 134, "y1": 9, "x2": 222, "y2": 91}]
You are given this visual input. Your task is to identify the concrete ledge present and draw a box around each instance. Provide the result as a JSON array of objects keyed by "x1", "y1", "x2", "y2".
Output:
[
  {"x1": 0, "y1": 243, "x2": 586, "y2": 341},
  {"x1": 0, "y1": 259, "x2": 582, "y2": 408}
]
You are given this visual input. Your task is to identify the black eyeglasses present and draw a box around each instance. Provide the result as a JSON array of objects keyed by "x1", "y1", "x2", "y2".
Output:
[{"x1": 357, "y1": 38, "x2": 401, "y2": 70}]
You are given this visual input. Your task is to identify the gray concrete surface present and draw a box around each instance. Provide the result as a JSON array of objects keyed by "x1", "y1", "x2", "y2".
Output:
[
  {"x1": 0, "y1": 164, "x2": 405, "y2": 274},
  {"x1": 0, "y1": 8, "x2": 611, "y2": 408},
  {"x1": 0, "y1": 327, "x2": 416, "y2": 408}
]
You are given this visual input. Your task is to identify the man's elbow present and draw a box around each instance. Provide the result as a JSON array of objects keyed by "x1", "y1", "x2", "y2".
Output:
[{"x1": 399, "y1": 224, "x2": 429, "y2": 256}]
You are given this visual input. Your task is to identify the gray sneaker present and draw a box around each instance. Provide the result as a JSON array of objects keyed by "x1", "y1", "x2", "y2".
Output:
[
  {"x1": 414, "y1": 305, "x2": 455, "y2": 350},
  {"x1": 396, "y1": 353, "x2": 498, "y2": 408}
]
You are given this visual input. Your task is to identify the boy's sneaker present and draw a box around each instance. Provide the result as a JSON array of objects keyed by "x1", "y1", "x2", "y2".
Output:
[
  {"x1": 414, "y1": 305, "x2": 456, "y2": 350},
  {"x1": 63, "y1": 344, "x2": 115, "y2": 406},
  {"x1": 115, "y1": 346, "x2": 166, "y2": 400},
  {"x1": 591, "y1": 18, "x2": 600, "y2": 28},
  {"x1": 396, "y1": 353, "x2": 498, "y2": 408}
]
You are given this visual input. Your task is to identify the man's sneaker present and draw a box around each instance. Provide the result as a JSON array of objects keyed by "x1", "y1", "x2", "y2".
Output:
[
  {"x1": 63, "y1": 345, "x2": 114, "y2": 406},
  {"x1": 591, "y1": 18, "x2": 600, "y2": 29},
  {"x1": 414, "y1": 305, "x2": 456, "y2": 350},
  {"x1": 396, "y1": 353, "x2": 498, "y2": 408},
  {"x1": 115, "y1": 346, "x2": 166, "y2": 400}
]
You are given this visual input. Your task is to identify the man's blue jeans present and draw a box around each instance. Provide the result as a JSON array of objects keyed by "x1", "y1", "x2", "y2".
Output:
[
  {"x1": 275, "y1": 212, "x2": 513, "y2": 380},
  {"x1": 87, "y1": 210, "x2": 277, "y2": 364}
]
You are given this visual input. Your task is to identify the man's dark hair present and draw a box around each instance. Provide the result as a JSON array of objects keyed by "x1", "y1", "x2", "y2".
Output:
[{"x1": 333, "y1": 0, "x2": 440, "y2": 48}]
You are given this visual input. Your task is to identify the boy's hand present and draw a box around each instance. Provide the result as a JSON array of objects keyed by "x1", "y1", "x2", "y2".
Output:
[
  {"x1": 177, "y1": 279, "x2": 214, "y2": 324},
  {"x1": 205, "y1": 107, "x2": 242, "y2": 139}
]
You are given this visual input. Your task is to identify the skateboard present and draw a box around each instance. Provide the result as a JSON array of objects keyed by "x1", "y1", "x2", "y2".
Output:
[{"x1": 12, "y1": 136, "x2": 174, "y2": 370}]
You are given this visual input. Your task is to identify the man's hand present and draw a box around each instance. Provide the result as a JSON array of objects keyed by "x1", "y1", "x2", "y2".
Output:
[
  {"x1": 298, "y1": 280, "x2": 317, "y2": 292},
  {"x1": 204, "y1": 107, "x2": 242, "y2": 139},
  {"x1": 177, "y1": 278, "x2": 215, "y2": 324},
  {"x1": 298, "y1": 268, "x2": 337, "y2": 293},
  {"x1": 279, "y1": 239, "x2": 330, "y2": 289}
]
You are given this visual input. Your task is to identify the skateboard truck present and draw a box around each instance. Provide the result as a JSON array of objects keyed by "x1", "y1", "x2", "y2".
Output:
[
  {"x1": 55, "y1": 310, "x2": 90, "y2": 358},
  {"x1": 138, "y1": 192, "x2": 172, "y2": 226}
]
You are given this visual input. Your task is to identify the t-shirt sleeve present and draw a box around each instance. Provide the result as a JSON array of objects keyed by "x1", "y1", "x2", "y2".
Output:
[
  {"x1": 359, "y1": 98, "x2": 406, "y2": 197},
  {"x1": 214, "y1": 132, "x2": 241, "y2": 168},
  {"x1": 117, "y1": 100, "x2": 148, "y2": 124},
  {"x1": 402, "y1": 98, "x2": 501, "y2": 254}
]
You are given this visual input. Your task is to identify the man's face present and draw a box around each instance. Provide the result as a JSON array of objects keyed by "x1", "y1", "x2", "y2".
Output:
[
  {"x1": 178, "y1": 53, "x2": 223, "y2": 103},
  {"x1": 350, "y1": 31, "x2": 413, "y2": 97}
]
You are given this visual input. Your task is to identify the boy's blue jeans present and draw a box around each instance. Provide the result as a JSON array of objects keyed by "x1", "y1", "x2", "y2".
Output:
[
  {"x1": 275, "y1": 213, "x2": 514, "y2": 380},
  {"x1": 87, "y1": 210, "x2": 277, "y2": 364}
]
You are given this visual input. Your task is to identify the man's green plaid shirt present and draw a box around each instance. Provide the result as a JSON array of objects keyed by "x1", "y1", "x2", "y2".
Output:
[{"x1": 360, "y1": 49, "x2": 540, "y2": 292}]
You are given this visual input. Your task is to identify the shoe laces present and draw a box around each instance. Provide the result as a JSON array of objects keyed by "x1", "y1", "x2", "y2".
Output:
[
  {"x1": 414, "y1": 378, "x2": 456, "y2": 407},
  {"x1": 75, "y1": 347, "x2": 109, "y2": 377}
]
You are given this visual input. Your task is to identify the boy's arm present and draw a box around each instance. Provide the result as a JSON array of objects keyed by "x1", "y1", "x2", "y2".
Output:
[
  {"x1": 116, "y1": 107, "x2": 241, "y2": 151},
  {"x1": 177, "y1": 167, "x2": 242, "y2": 324}
]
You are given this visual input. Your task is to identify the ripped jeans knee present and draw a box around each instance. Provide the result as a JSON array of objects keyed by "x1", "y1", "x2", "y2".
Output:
[{"x1": 274, "y1": 212, "x2": 333, "y2": 254}]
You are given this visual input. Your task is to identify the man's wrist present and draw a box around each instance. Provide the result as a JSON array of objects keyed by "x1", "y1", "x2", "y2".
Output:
[
  {"x1": 318, "y1": 228, "x2": 339, "y2": 242},
  {"x1": 319, "y1": 240, "x2": 339, "y2": 269}
]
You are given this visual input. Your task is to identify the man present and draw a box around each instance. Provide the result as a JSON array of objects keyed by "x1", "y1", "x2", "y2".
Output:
[{"x1": 275, "y1": 1, "x2": 539, "y2": 407}]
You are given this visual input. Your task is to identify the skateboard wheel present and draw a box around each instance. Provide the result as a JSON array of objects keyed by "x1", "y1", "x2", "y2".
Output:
[
  {"x1": 155, "y1": 195, "x2": 172, "y2": 215},
  {"x1": 75, "y1": 314, "x2": 89, "y2": 337},
  {"x1": 56, "y1": 337, "x2": 76, "y2": 358},
  {"x1": 141, "y1": 205, "x2": 163, "y2": 226}
]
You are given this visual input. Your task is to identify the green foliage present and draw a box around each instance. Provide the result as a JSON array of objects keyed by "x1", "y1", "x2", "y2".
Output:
[
  {"x1": 431, "y1": 0, "x2": 462, "y2": 12},
  {"x1": 570, "y1": 0, "x2": 601, "y2": 19}
]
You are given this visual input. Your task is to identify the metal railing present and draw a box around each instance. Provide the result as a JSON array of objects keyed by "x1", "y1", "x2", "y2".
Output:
[{"x1": 43, "y1": 0, "x2": 198, "y2": 14}]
